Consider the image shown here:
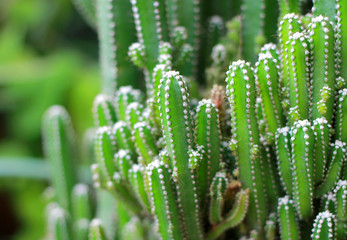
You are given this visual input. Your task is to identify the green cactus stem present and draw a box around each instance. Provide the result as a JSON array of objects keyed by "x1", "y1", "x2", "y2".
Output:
[
  {"x1": 93, "y1": 94, "x2": 117, "y2": 127},
  {"x1": 335, "y1": 89, "x2": 347, "y2": 144},
  {"x1": 130, "y1": 0, "x2": 161, "y2": 73},
  {"x1": 89, "y1": 219, "x2": 109, "y2": 240},
  {"x1": 275, "y1": 127, "x2": 293, "y2": 196},
  {"x1": 114, "y1": 86, "x2": 143, "y2": 122},
  {"x1": 287, "y1": 32, "x2": 311, "y2": 123},
  {"x1": 290, "y1": 119, "x2": 314, "y2": 219},
  {"x1": 278, "y1": 196, "x2": 300, "y2": 240},
  {"x1": 312, "y1": 118, "x2": 331, "y2": 185},
  {"x1": 128, "y1": 164, "x2": 151, "y2": 212},
  {"x1": 225, "y1": 60, "x2": 268, "y2": 228},
  {"x1": 311, "y1": 211, "x2": 336, "y2": 240},
  {"x1": 308, "y1": 16, "x2": 336, "y2": 124},
  {"x1": 112, "y1": 121, "x2": 137, "y2": 158},
  {"x1": 195, "y1": 99, "x2": 222, "y2": 209},
  {"x1": 334, "y1": 180, "x2": 347, "y2": 239},
  {"x1": 241, "y1": 0, "x2": 263, "y2": 62},
  {"x1": 49, "y1": 206, "x2": 73, "y2": 240},
  {"x1": 255, "y1": 52, "x2": 285, "y2": 137},
  {"x1": 312, "y1": 0, "x2": 337, "y2": 24},
  {"x1": 158, "y1": 71, "x2": 203, "y2": 239},
  {"x1": 209, "y1": 171, "x2": 228, "y2": 224},
  {"x1": 146, "y1": 160, "x2": 184, "y2": 240},
  {"x1": 132, "y1": 122, "x2": 159, "y2": 165},
  {"x1": 207, "y1": 189, "x2": 250, "y2": 240},
  {"x1": 96, "y1": 0, "x2": 139, "y2": 93},
  {"x1": 42, "y1": 106, "x2": 77, "y2": 214},
  {"x1": 125, "y1": 102, "x2": 144, "y2": 130},
  {"x1": 336, "y1": 0, "x2": 347, "y2": 88}
]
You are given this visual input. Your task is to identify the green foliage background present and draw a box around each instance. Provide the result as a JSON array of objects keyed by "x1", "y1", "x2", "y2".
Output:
[{"x1": 0, "y1": 0, "x2": 99, "y2": 239}]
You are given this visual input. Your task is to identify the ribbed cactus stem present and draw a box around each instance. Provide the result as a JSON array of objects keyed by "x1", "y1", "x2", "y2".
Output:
[
  {"x1": 147, "y1": 160, "x2": 184, "y2": 240},
  {"x1": 287, "y1": 32, "x2": 311, "y2": 123},
  {"x1": 278, "y1": 196, "x2": 300, "y2": 240},
  {"x1": 130, "y1": 0, "x2": 162, "y2": 73},
  {"x1": 308, "y1": 16, "x2": 336, "y2": 123},
  {"x1": 290, "y1": 119, "x2": 314, "y2": 219},
  {"x1": 279, "y1": 13, "x2": 303, "y2": 108},
  {"x1": 275, "y1": 127, "x2": 293, "y2": 196},
  {"x1": 195, "y1": 99, "x2": 222, "y2": 209},
  {"x1": 312, "y1": 0, "x2": 337, "y2": 24},
  {"x1": 255, "y1": 52, "x2": 285, "y2": 137},
  {"x1": 311, "y1": 211, "x2": 336, "y2": 240},
  {"x1": 316, "y1": 140, "x2": 346, "y2": 197},
  {"x1": 89, "y1": 219, "x2": 109, "y2": 240},
  {"x1": 125, "y1": 102, "x2": 144, "y2": 129},
  {"x1": 72, "y1": 184, "x2": 93, "y2": 221},
  {"x1": 93, "y1": 94, "x2": 117, "y2": 127},
  {"x1": 158, "y1": 71, "x2": 203, "y2": 239},
  {"x1": 132, "y1": 122, "x2": 159, "y2": 165},
  {"x1": 225, "y1": 60, "x2": 268, "y2": 228},
  {"x1": 335, "y1": 89, "x2": 347, "y2": 143},
  {"x1": 42, "y1": 106, "x2": 77, "y2": 214},
  {"x1": 334, "y1": 180, "x2": 347, "y2": 239},
  {"x1": 128, "y1": 164, "x2": 151, "y2": 212},
  {"x1": 336, "y1": 0, "x2": 347, "y2": 87},
  {"x1": 49, "y1": 207, "x2": 73, "y2": 240},
  {"x1": 114, "y1": 86, "x2": 143, "y2": 122},
  {"x1": 312, "y1": 117, "x2": 331, "y2": 185},
  {"x1": 112, "y1": 121, "x2": 137, "y2": 158}
]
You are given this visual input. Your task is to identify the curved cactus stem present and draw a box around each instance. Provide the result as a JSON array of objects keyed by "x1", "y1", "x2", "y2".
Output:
[
  {"x1": 255, "y1": 52, "x2": 285, "y2": 136},
  {"x1": 290, "y1": 120, "x2": 314, "y2": 219},
  {"x1": 42, "y1": 106, "x2": 77, "y2": 214},
  {"x1": 309, "y1": 17, "x2": 336, "y2": 123},
  {"x1": 335, "y1": 89, "x2": 347, "y2": 143},
  {"x1": 241, "y1": 0, "x2": 263, "y2": 62},
  {"x1": 49, "y1": 207, "x2": 73, "y2": 240},
  {"x1": 114, "y1": 86, "x2": 143, "y2": 122},
  {"x1": 312, "y1": 0, "x2": 337, "y2": 24},
  {"x1": 130, "y1": 0, "x2": 161, "y2": 73},
  {"x1": 277, "y1": 196, "x2": 300, "y2": 240},
  {"x1": 128, "y1": 164, "x2": 151, "y2": 212},
  {"x1": 226, "y1": 60, "x2": 268, "y2": 229},
  {"x1": 207, "y1": 189, "x2": 250, "y2": 240},
  {"x1": 275, "y1": 127, "x2": 293, "y2": 196},
  {"x1": 209, "y1": 171, "x2": 228, "y2": 224},
  {"x1": 146, "y1": 160, "x2": 184, "y2": 240},
  {"x1": 312, "y1": 118, "x2": 331, "y2": 185},
  {"x1": 316, "y1": 140, "x2": 346, "y2": 197},
  {"x1": 93, "y1": 94, "x2": 117, "y2": 127},
  {"x1": 89, "y1": 219, "x2": 109, "y2": 240},
  {"x1": 336, "y1": 0, "x2": 347, "y2": 88},
  {"x1": 158, "y1": 71, "x2": 203, "y2": 239},
  {"x1": 133, "y1": 122, "x2": 159, "y2": 165},
  {"x1": 311, "y1": 211, "x2": 337, "y2": 240},
  {"x1": 195, "y1": 99, "x2": 222, "y2": 209}
]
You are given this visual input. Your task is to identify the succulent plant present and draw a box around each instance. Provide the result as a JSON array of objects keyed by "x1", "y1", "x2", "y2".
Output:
[{"x1": 42, "y1": 0, "x2": 347, "y2": 239}]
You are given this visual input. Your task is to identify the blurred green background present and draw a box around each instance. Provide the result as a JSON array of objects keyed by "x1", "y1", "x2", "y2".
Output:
[{"x1": 0, "y1": 0, "x2": 100, "y2": 239}]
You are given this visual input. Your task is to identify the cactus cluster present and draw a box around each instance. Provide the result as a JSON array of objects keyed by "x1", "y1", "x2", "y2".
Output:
[{"x1": 42, "y1": 0, "x2": 347, "y2": 239}]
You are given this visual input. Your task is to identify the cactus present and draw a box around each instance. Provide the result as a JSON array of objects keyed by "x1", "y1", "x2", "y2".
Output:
[{"x1": 41, "y1": 1, "x2": 347, "y2": 240}]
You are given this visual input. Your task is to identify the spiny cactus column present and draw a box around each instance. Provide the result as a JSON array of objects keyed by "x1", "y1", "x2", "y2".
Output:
[
  {"x1": 158, "y1": 71, "x2": 203, "y2": 239},
  {"x1": 226, "y1": 60, "x2": 267, "y2": 228}
]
